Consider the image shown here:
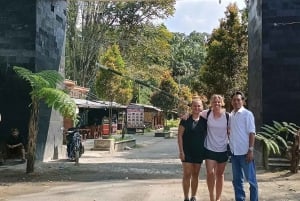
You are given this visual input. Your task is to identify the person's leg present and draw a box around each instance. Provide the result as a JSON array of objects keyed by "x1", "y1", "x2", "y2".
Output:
[
  {"x1": 206, "y1": 159, "x2": 217, "y2": 201},
  {"x1": 231, "y1": 155, "x2": 246, "y2": 201},
  {"x1": 215, "y1": 162, "x2": 226, "y2": 201},
  {"x1": 182, "y1": 162, "x2": 193, "y2": 200},
  {"x1": 242, "y1": 160, "x2": 258, "y2": 201},
  {"x1": 190, "y1": 163, "x2": 201, "y2": 199}
]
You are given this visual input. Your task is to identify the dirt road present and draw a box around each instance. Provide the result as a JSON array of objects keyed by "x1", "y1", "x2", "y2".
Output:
[{"x1": 0, "y1": 133, "x2": 299, "y2": 201}]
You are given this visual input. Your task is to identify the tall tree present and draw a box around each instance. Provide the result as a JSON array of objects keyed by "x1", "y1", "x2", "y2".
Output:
[
  {"x1": 13, "y1": 67, "x2": 77, "y2": 173},
  {"x1": 95, "y1": 44, "x2": 133, "y2": 134},
  {"x1": 193, "y1": 3, "x2": 248, "y2": 108},
  {"x1": 150, "y1": 71, "x2": 179, "y2": 124},
  {"x1": 66, "y1": 0, "x2": 175, "y2": 89},
  {"x1": 170, "y1": 31, "x2": 207, "y2": 88},
  {"x1": 177, "y1": 85, "x2": 192, "y2": 117}
]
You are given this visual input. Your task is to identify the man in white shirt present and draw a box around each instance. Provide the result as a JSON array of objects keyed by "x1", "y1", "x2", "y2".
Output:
[{"x1": 229, "y1": 91, "x2": 258, "y2": 201}]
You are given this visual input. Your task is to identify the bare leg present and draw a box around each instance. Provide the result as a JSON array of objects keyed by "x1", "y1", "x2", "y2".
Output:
[
  {"x1": 215, "y1": 162, "x2": 226, "y2": 201},
  {"x1": 182, "y1": 162, "x2": 192, "y2": 200},
  {"x1": 206, "y1": 159, "x2": 217, "y2": 201},
  {"x1": 191, "y1": 163, "x2": 201, "y2": 198}
]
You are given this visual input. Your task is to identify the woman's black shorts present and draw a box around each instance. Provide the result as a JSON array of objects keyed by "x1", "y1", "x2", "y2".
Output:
[
  {"x1": 182, "y1": 154, "x2": 203, "y2": 164},
  {"x1": 205, "y1": 148, "x2": 228, "y2": 163}
]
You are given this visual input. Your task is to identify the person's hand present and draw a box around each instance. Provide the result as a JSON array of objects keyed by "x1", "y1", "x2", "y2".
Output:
[
  {"x1": 7, "y1": 145, "x2": 12, "y2": 149},
  {"x1": 246, "y1": 150, "x2": 254, "y2": 163},
  {"x1": 179, "y1": 152, "x2": 185, "y2": 162},
  {"x1": 181, "y1": 113, "x2": 189, "y2": 120}
]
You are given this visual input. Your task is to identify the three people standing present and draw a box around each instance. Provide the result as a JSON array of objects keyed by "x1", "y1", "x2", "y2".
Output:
[{"x1": 178, "y1": 92, "x2": 259, "y2": 201}]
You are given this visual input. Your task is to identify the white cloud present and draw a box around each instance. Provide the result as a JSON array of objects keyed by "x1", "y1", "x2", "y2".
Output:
[{"x1": 164, "y1": 0, "x2": 246, "y2": 34}]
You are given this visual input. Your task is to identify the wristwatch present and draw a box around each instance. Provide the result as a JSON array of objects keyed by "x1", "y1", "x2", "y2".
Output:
[{"x1": 249, "y1": 146, "x2": 254, "y2": 152}]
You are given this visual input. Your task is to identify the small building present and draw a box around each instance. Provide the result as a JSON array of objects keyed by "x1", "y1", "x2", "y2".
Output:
[{"x1": 130, "y1": 103, "x2": 164, "y2": 130}]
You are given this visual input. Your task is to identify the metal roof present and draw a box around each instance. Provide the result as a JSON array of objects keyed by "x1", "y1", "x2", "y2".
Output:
[
  {"x1": 131, "y1": 103, "x2": 162, "y2": 112},
  {"x1": 73, "y1": 98, "x2": 126, "y2": 109}
]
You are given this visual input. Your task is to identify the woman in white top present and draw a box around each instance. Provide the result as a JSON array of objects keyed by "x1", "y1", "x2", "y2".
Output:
[{"x1": 201, "y1": 94, "x2": 229, "y2": 201}]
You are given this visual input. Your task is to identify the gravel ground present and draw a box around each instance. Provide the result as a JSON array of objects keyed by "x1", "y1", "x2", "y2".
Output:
[{"x1": 0, "y1": 133, "x2": 299, "y2": 201}]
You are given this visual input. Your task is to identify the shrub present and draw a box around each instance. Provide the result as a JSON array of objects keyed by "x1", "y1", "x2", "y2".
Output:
[{"x1": 166, "y1": 119, "x2": 180, "y2": 128}]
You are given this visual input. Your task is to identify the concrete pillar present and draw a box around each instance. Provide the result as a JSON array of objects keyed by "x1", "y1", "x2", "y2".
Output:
[{"x1": 0, "y1": 0, "x2": 67, "y2": 161}]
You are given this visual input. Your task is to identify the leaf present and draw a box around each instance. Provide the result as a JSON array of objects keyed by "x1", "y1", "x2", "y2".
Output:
[
  {"x1": 273, "y1": 121, "x2": 283, "y2": 130},
  {"x1": 262, "y1": 124, "x2": 278, "y2": 133}
]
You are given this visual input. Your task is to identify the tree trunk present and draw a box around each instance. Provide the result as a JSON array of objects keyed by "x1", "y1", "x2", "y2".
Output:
[
  {"x1": 290, "y1": 130, "x2": 300, "y2": 173},
  {"x1": 26, "y1": 100, "x2": 39, "y2": 173}
]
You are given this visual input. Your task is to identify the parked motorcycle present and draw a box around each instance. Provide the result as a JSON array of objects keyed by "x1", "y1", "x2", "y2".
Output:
[{"x1": 66, "y1": 127, "x2": 84, "y2": 165}]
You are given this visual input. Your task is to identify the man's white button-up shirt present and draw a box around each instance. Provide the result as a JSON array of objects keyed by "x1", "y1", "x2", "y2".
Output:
[{"x1": 229, "y1": 106, "x2": 256, "y2": 155}]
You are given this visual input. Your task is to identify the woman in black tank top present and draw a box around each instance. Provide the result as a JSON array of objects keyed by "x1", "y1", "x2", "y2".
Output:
[{"x1": 178, "y1": 96, "x2": 207, "y2": 201}]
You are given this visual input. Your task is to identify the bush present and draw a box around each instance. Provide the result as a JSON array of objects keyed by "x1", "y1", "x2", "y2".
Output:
[{"x1": 166, "y1": 119, "x2": 180, "y2": 128}]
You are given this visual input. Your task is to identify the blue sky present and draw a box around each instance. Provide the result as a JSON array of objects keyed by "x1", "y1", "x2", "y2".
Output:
[{"x1": 163, "y1": 0, "x2": 246, "y2": 34}]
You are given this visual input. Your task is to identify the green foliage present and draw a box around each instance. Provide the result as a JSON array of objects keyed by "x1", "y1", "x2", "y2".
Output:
[
  {"x1": 150, "y1": 71, "x2": 179, "y2": 114},
  {"x1": 65, "y1": 0, "x2": 175, "y2": 89},
  {"x1": 256, "y1": 121, "x2": 300, "y2": 156},
  {"x1": 193, "y1": 3, "x2": 248, "y2": 108},
  {"x1": 177, "y1": 85, "x2": 192, "y2": 116},
  {"x1": 125, "y1": 24, "x2": 173, "y2": 68},
  {"x1": 37, "y1": 88, "x2": 77, "y2": 120},
  {"x1": 166, "y1": 118, "x2": 180, "y2": 128},
  {"x1": 95, "y1": 44, "x2": 133, "y2": 105},
  {"x1": 170, "y1": 31, "x2": 207, "y2": 88},
  {"x1": 13, "y1": 66, "x2": 77, "y2": 122}
]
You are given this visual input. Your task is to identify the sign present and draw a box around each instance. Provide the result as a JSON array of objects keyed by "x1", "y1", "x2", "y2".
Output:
[{"x1": 126, "y1": 105, "x2": 144, "y2": 129}]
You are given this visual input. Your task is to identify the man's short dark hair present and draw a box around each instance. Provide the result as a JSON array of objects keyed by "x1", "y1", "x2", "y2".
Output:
[{"x1": 231, "y1": 91, "x2": 245, "y2": 100}]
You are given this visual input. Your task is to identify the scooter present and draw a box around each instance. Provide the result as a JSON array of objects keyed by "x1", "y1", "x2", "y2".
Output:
[{"x1": 66, "y1": 127, "x2": 84, "y2": 165}]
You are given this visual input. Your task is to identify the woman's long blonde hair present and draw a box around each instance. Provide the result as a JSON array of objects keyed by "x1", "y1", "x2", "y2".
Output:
[{"x1": 209, "y1": 94, "x2": 225, "y2": 107}]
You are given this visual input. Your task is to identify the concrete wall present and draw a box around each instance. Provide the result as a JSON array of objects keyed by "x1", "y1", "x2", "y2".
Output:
[
  {"x1": 248, "y1": 0, "x2": 300, "y2": 167},
  {"x1": 249, "y1": 0, "x2": 300, "y2": 127},
  {"x1": 0, "y1": 0, "x2": 67, "y2": 161},
  {"x1": 35, "y1": 0, "x2": 67, "y2": 161},
  {"x1": 0, "y1": 0, "x2": 35, "y2": 146}
]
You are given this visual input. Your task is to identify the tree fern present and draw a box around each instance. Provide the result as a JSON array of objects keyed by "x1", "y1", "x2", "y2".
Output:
[
  {"x1": 257, "y1": 121, "x2": 300, "y2": 156},
  {"x1": 13, "y1": 66, "x2": 77, "y2": 173}
]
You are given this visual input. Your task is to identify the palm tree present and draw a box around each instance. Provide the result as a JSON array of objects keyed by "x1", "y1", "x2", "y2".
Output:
[{"x1": 13, "y1": 66, "x2": 77, "y2": 173}]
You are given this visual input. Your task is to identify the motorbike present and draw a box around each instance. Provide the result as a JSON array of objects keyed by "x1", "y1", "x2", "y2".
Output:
[{"x1": 66, "y1": 127, "x2": 84, "y2": 165}]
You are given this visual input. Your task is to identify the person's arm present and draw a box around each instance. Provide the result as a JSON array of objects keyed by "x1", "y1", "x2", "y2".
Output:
[
  {"x1": 246, "y1": 133, "x2": 255, "y2": 162},
  {"x1": 177, "y1": 124, "x2": 185, "y2": 161},
  {"x1": 201, "y1": 109, "x2": 208, "y2": 119},
  {"x1": 246, "y1": 112, "x2": 256, "y2": 162}
]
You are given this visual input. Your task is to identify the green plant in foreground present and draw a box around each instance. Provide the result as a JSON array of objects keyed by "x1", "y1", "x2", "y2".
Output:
[{"x1": 256, "y1": 121, "x2": 300, "y2": 156}]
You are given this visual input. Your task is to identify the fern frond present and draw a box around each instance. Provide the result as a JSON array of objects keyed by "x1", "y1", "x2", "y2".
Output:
[
  {"x1": 13, "y1": 66, "x2": 49, "y2": 89},
  {"x1": 37, "y1": 70, "x2": 64, "y2": 88},
  {"x1": 261, "y1": 124, "x2": 278, "y2": 133},
  {"x1": 37, "y1": 88, "x2": 77, "y2": 122},
  {"x1": 273, "y1": 121, "x2": 283, "y2": 130}
]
